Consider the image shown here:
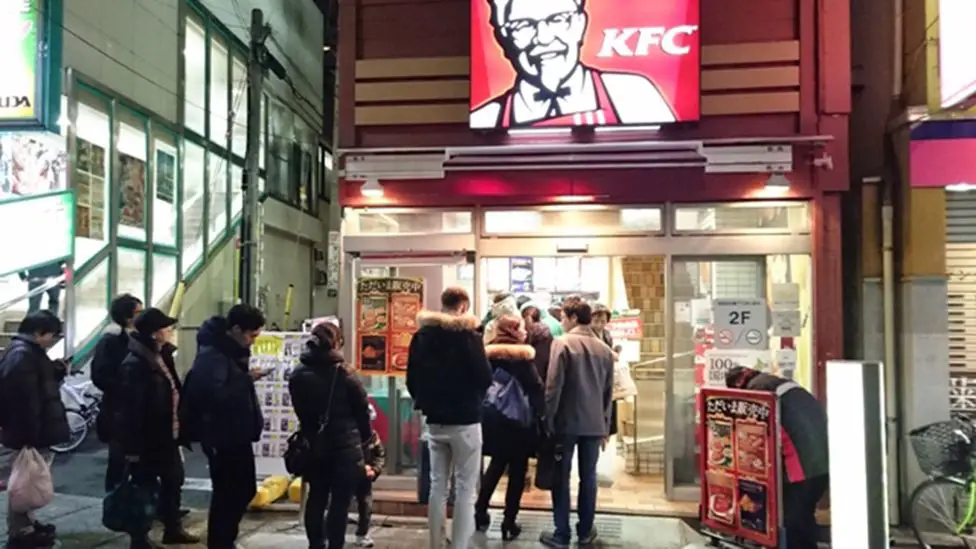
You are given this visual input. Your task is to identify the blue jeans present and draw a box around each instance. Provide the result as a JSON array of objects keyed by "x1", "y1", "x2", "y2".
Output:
[{"x1": 550, "y1": 435, "x2": 602, "y2": 541}]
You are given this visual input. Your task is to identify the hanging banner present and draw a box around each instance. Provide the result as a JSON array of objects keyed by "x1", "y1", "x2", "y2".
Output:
[
  {"x1": 700, "y1": 388, "x2": 783, "y2": 548},
  {"x1": 250, "y1": 331, "x2": 309, "y2": 477},
  {"x1": 356, "y1": 277, "x2": 424, "y2": 375}
]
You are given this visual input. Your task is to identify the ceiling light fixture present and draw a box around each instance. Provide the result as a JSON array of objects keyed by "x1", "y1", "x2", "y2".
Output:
[
  {"x1": 764, "y1": 173, "x2": 791, "y2": 190},
  {"x1": 360, "y1": 179, "x2": 384, "y2": 198}
]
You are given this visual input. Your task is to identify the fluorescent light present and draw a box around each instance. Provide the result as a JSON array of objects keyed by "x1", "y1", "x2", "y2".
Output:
[
  {"x1": 360, "y1": 179, "x2": 383, "y2": 198},
  {"x1": 508, "y1": 128, "x2": 571, "y2": 136},
  {"x1": 595, "y1": 125, "x2": 662, "y2": 133},
  {"x1": 946, "y1": 182, "x2": 976, "y2": 192},
  {"x1": 323, "y1": 45, "x2": 332, "y2": 52},
  {"x1": 552, "y1": 195, "x2": 597, "y2": 203}
]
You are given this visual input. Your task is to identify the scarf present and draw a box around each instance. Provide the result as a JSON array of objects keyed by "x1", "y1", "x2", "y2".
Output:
[{"x1": 153, "y1": 354, "x2": 180, "y2": 440}]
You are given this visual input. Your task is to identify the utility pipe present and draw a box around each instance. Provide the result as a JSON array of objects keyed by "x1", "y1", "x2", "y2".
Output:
[
  {"x1": 882, "y1": 200, "x2": 900, "y2": 524},
  {"x1": 283, "y1": 284, "x2": 295, "y2": 330}
]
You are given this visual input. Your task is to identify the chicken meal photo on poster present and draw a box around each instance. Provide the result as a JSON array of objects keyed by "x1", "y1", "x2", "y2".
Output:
[{"x1": 469, "y1": 0, "x2": 701, "y2": 129}]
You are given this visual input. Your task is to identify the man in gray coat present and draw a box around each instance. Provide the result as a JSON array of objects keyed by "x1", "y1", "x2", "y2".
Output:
[{"x1": 540, "y1": 296, "x2": 614, "y2": 549}]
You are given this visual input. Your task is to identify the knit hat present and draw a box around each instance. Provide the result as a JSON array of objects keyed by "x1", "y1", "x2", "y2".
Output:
[
  {"x1": 491, "y1": 314, "x2": 526, "y2": 345},
  {"x1": 134, "y1": 307, "x2": 178, "y2": 337}
]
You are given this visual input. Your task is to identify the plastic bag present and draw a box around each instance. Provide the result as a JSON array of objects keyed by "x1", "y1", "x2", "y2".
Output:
[
  {"x1": 7, "y1": 447, "x2": 54, "y2": 512},
  {"x1": 613, "y1": 362, "x2": 638, "y2": 400}
]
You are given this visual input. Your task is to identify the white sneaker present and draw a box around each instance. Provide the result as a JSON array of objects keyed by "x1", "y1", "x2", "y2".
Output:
[{"x1": 355, "y1": 535, "x2": 375, "y2": 547}]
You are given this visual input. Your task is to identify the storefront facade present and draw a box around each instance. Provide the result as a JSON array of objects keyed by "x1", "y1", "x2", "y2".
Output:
[
  {"x1": 0, "y1": 0, "x2": 332, "y2": 362},
  {"x1": 335, "y1": 0, "x2": 850, "y2": 512}
]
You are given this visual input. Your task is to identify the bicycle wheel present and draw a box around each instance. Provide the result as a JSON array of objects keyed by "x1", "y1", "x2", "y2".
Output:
[
  {"x1": 911, "y1": 477, "x2": 976, "y2": 548},
  {"x1": 50, "y1": 410, "x2": 88, "y2": 454}
]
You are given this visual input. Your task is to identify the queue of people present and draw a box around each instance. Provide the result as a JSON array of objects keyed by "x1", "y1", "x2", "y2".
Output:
[{"x1": 407, "y1": 287, "x2": 617, "y2": 549}]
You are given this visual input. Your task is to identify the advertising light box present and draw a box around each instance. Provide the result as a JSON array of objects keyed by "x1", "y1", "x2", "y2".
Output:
[
  {"x1": 0, "y1": 191, "x2": 74, "y2": 278},
  {"x1": 469, "y1": 0, "x2": 701, "y2": 129},
  {"x1": 939, "y1": 0, "x2": 976, "y2": 108}
]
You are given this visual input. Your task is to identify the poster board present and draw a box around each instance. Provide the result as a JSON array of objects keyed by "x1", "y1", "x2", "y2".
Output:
[
  {"x1": 355, "y1": 277, "x2": 424, "y2": 376},
  {"x1": 249, "y1": 331, "x2": 309, "y2": 477},
  {"x1": 700, "y1": 388, "x2": 783, "y2": 548}
]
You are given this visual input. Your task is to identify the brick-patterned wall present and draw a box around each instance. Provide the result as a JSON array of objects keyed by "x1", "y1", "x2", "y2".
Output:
[{"x1": 620, "y1": 256, "x2": 666, "y2": 475}]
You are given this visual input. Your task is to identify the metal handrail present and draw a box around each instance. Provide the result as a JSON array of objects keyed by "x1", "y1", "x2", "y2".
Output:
[
  {"x1": 0, "y1": 275, "x2": 66, "y2": 315},
  {"x1": 629, "y1": 350, "x2": 696, "y2": 369}
]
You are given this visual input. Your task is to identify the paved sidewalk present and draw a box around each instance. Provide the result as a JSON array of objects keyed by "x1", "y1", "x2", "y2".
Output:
[{"x1": 0, "y1": 493, "x2": 927, "y2": 548}]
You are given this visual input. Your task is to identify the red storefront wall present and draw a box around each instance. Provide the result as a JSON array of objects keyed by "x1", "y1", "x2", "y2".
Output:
[{"x1": 335, "y1": 0, "x2": 850, "y2": 394}]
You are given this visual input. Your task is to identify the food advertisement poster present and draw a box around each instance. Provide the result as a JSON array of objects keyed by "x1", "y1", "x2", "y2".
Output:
[
  {"x1": 250, "y1": 332, "x2": 309, "y2": 477},
  {"x1": 356, "y1": 277, "x2": 424, "y2": 376},
  {"x1": 699, "y1": 388, "x2": 781, "y2": 547}
]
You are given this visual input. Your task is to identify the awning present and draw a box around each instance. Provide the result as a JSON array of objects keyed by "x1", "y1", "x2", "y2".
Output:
[{"x1": 910, "y1": 120, "x2": 976, "y2": 188}]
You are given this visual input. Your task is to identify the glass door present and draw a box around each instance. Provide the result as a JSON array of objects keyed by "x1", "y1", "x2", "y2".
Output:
[
  {"x1": 348, "y1": 253, "x2": 474, "y2": 474},
  {"x1": 667, "y1": 257, "x2": 767, "y2": 500}
]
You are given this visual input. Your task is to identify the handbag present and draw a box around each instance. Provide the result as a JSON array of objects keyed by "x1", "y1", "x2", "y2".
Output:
[
  {"x1": 284, "y1": 369, "x2": 338, "y2": 476},
  {"x1": 483, "y1": 368, "x2": 533, "y2": 427},
  {"x1": 102, "y1": 468, "x2": 159, "y2": 534},
  {"x1": 7, "y1": 447, "x2": 54, "y2": 512}
]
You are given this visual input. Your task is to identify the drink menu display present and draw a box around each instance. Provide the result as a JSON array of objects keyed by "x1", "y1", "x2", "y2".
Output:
[
  {"x1": 356, "y1": 277, "x2": 424, "y2": 375},
  {"x1": 249, "y1": 332, "x2": 309, "y2": 477},
  {"x1": 699, "y1": 388, "x2": 781, "y2": 548}
]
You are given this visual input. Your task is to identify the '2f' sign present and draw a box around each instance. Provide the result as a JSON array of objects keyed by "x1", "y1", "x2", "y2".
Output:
[{"x1": 727, "y1": 311, "x2": 753, "y2": 325}]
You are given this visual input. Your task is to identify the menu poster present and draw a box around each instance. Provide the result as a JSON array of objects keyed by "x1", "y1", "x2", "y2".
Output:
[
  {"x1": 510, "y1": 257, "x2": 533, "y2": 292},
  {"x1": 699, "y1": 388, "x2": 781, "y2": 548},
  {"x1": 250, "y1": 332, "x2": 309, "y2": 477},
  {"x1": 356, "y1": 277, "x2": 424, "y2": 376}
]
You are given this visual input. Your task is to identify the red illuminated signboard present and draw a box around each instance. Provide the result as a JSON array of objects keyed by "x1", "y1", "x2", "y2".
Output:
[{"x1": 469, "y1": 0, "x2": 701, "y2": 129}]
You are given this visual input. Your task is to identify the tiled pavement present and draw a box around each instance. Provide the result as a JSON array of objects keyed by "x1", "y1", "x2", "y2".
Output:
[{"x1": 0, "y1": 493, "x2": 932, "y2": 548}]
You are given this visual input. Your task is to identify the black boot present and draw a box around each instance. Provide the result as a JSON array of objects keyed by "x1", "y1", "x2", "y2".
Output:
[{"x1": 162, "y1": 528, "x2": 200, "y2": 545}]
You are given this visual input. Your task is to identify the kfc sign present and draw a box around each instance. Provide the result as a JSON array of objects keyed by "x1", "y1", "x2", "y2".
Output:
[{"x1": 469, "y1": 0, "x2": 701, "y2": 129}]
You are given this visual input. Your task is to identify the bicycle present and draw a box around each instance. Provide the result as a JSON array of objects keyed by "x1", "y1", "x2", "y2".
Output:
[
  {"x1": 51, "y1": 372, "x2": 102, "y2": 454},
  {"x1": 909, "y1": 418, "x2": 976, "y2": 548}
]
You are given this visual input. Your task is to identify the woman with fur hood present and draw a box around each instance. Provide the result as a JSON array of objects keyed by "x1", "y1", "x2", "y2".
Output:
[{"x1": 475, "y1": 315, "x2": 545, "y2": 541}]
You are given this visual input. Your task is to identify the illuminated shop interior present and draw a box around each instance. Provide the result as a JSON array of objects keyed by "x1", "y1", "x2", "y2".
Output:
[{"x1": 341, "y1": 201, "x2": 813, "y2": 513}]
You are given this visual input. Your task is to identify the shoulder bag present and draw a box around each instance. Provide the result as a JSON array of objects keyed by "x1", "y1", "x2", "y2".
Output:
[{"x1": 284, "y1": 369, "x2": 338, "y2": 476}]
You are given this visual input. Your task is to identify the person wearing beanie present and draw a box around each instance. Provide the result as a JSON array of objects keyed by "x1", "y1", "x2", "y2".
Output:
[
  {"x1": 475, "y1": 315, "x2": 544, "y2": 541},
  {"x1": 483, "y1": 293, "x2": 521, "y2": 345},
  {"x1": 116, "y1": 308, "x2": 198, "y2": 548}
]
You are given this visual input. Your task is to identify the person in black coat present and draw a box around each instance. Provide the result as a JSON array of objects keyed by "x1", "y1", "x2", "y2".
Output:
[
  {"x1": 0, "y1": 311, "x2": 68, "y2": 548},
  {"x1": 179, "y1": 305, "x2": 266, "y2": 549},
  {"x1": 289, "y1": 321, "x2": 372, "y2": 549},
  {"x1": 520, "y1": 301, "x2": 554, "y2": 382},
  {"x1": 116, "y1": 308, "x2": 198, "y2": 549},
  {"x1": 91, "y1": 294, "x2": 143, "y2": 491},
  {"x1": 475, "y1": 315, "x2": 544, "y2": 541}
]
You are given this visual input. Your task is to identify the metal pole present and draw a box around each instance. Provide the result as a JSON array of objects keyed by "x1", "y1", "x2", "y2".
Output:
[{"x1": 240, "y1": 8, "x2": 267, "y2": 305}]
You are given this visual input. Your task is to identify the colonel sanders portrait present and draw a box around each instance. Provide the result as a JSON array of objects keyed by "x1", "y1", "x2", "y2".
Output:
[{"x1": 470, "y1": 0, "x2": 678, "y2": 129}]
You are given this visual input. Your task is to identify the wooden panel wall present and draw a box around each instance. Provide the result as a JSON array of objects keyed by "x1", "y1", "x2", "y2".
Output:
[{"x1": 353, "y1": 42, "x2": 801, "y2": 127}]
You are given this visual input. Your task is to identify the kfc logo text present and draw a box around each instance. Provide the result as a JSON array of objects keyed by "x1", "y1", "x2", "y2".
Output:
[{"x1": 597, "y1": 25, "x2": 699, "y2": 58}]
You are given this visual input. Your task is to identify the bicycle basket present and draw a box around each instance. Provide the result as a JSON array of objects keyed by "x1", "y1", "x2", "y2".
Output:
[{"x1": 909, "y1": 419, "x2": 975, "y2": 476}]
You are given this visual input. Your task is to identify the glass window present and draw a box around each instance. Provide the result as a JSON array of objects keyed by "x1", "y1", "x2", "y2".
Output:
[
  {"x1": 151, "y1": 253, "x2": 178, "y2": 305},
  {"x1": 208, "y1": 151, "x2": 228, "y2": 244},
  {"x1": 117, "y1": 247, "x2": 147, "y2": 300},
  {"x1": 183, "y1": 14, "x2": 207, "y2": 136},
  {"x1": 230, "y1": 164, "x2": 243, "y2": 220},
  {"x1": 117, "y1": 109, "x2": 149, "y2": 242},
  {"x1": 483, "y1": 206, "x2": 662, "y2": 236},
  {"x1": 74, "y1": 257, "x2": 109, "y2": 348},
  {"x1": 182, "y1": 141, "x2": 206, "y2": 273},
  {"x1": 673, "y1": 201, "x2": 810, "y2": 233},
  {"x1": 267, "y1": 98, "x2": 293, "y2": 203},
  {"x1": 230, "y1": 54, "x2": 248, "y2": 157},
  {"x1": 344, "y1": 209, "x2": 472, "y2": 234},
  {"x1": 74, "y1": 89, "x2": 111, "y2": 267},
  {"x1": 670, "y1": 257, "x2": 766, "y2": 491},
  {"x1": 153, "y1": 132, "x2": 178, "y2": 246},
  {"x1": 210, "y1": 35, "x2": 229, "y2": 146}
]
